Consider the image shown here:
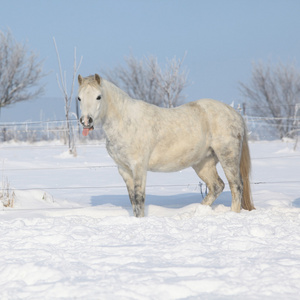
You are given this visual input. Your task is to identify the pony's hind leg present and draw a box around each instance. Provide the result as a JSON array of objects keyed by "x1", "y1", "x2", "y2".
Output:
[
  {"x1": 214, "y1": 142, "x2": 243, "y2": 213},
  {"x1": 193, "y1": 154, "x2": 225, "y2": 207}
]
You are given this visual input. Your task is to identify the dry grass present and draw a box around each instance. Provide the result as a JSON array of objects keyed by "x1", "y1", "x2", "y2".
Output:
[{"x1": 0, "y1": 177, "x2": 15, "y2": 208}]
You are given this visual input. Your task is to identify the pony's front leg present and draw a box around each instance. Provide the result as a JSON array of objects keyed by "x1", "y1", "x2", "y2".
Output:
[
  {"x1": 118, "y1": 166, "x2": 135, "y2": 206},
  {"x1": 131, "y1": 165, "x2": 147, "y2": 218},
  {"x1": 118, "y1": 166, "x2": 147, "y2": 217},
  {"x1": 132, "y1": 183, "x2": 146, "y2": 217}
]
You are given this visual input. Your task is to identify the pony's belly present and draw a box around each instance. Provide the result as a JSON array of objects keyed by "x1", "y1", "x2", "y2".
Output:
[
  {"x1": 148, "y1": 137, "x2": 209, "y2": 172},
  {"x1": 148, "y1": 150, "x2": 205, "y2": 172},
  {"x1": 148, "y1": 162, "x2": 191, "y2": 172}
]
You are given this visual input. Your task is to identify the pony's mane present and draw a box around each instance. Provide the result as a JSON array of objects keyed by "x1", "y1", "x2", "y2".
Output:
[
  {"x1": 80, "y1": 75, "x2": 130, "y2": 99},
  {"x1": 103, "y1": 79, "x2": 130, "y2": 99}
]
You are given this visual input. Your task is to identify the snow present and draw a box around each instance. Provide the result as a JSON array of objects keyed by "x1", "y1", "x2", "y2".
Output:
[{"x1": 0, "y1": 140, "x2": 300, "y2": 299}]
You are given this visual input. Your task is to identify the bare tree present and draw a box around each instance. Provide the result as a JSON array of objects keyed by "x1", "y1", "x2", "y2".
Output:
[
  {"x1": 239, "y1": 62, "x2": 300, "y2": 138},
  {"x1": 53, "y1": 38, "x2": 82, "y2": 156},
  {"x1": 0, "y1": 30, "x2": 45, "y2": 109},
  {"x1": 104, "y1": 54, "x2": 189, "y2": 108}
]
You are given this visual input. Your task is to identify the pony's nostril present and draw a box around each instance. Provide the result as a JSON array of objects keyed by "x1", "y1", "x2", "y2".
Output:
[{"x1": 79, "y1": 116, "x2": 93, "y2": 127}]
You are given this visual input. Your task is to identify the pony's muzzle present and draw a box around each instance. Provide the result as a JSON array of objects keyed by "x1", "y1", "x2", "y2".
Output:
[{"x1": 80, "y1": 115, "x2": 94, "y2": 129}]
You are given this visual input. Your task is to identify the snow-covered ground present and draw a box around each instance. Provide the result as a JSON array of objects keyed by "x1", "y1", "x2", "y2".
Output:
[{"x1": 0, "y1": 140, "x2": 299, "y2": 299}]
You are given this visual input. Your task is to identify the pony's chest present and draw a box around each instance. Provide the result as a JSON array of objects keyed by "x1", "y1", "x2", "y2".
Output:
[{"x1": 106, "y1": 139, "x2": 130, "y2": 167}]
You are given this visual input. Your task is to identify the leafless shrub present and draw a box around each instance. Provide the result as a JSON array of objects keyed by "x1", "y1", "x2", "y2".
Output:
[
  {"x1": 239, "y1": 61, "x2": 300, "y2": 139},
  {"x1": 53, "y1": 38, "x2": 82, "y2": 156},
  {"x1": 104, "y1": 54, "x2": 189, "y2": 108},
  {"x1": 0, "y1": 30, "x2": 45, "y2": 109}
]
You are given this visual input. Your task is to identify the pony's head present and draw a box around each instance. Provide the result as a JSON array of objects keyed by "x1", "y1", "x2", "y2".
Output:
[{"x1": 77, "y1": 74, "x2": 103, "y2": 136}]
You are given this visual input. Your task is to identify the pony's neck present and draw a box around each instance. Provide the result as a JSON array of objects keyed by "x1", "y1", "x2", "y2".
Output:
[
  {"x1": 103, "y1": 79, "x2": 130, "y2": 100},
  {"x1": 101, "y1": 79, "x2": 132, "y2": 127}
]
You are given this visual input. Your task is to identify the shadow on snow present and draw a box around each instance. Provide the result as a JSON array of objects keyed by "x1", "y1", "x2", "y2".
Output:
[
  {"x1": 91, "y1": 191, "x2": 232, "y2": 210},
  {"x1": 292, "y1": 198, "x2": 300, "y2": 208}
]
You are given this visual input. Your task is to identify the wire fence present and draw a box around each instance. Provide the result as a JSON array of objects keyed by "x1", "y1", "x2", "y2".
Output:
[
  {"x1": 7, "y1": 181, "x2": 300, "y2": 192},
  {"x1": 0, "y1": 116, "x2": 299, "y2": 200},
  {"x1": 0, "y1": 115, "x2": 299, "y2": 143},
  {"x1": 1, "y1": 152, "x2": 300, "y2": 171},
  {"x1": 245, "y1": 116, "x2": 300, "y2": 140},
  {"x1": 1, "y1": 151, "x2": 299, "y2": 192},
  {"x1": 0, "y1": 119, "x2": 104, "y2": 143}
]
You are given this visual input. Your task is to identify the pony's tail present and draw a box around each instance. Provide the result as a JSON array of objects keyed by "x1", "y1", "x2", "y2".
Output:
[{"x1": 240, "y1": 128, "x2": 255, "y2": 211}]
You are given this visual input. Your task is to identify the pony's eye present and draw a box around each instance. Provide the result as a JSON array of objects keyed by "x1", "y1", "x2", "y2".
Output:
[
  {"x1": 78, "y1": 97, "x2": 81, "y2": 102},
  {"x1": 96, "y1": 95, "x2": 102, "y2": 100}
]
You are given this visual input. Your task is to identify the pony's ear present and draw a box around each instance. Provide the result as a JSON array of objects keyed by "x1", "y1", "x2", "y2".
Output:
[
  {"x1": 95, "y1": 74, "x2": 101, "y2": 85},
  {"x1": 78, "y1": 75, "x2": 83, "y2": 85}
]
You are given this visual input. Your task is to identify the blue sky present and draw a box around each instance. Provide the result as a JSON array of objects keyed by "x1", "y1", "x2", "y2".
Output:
[{"x1": 1, "y1": 0, "x2": 300, "y2": 121}]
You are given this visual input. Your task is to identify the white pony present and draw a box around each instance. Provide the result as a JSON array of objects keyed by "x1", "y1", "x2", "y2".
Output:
[{"x1": 78, "y1": 74, "x2": 255, "y2": 217}]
